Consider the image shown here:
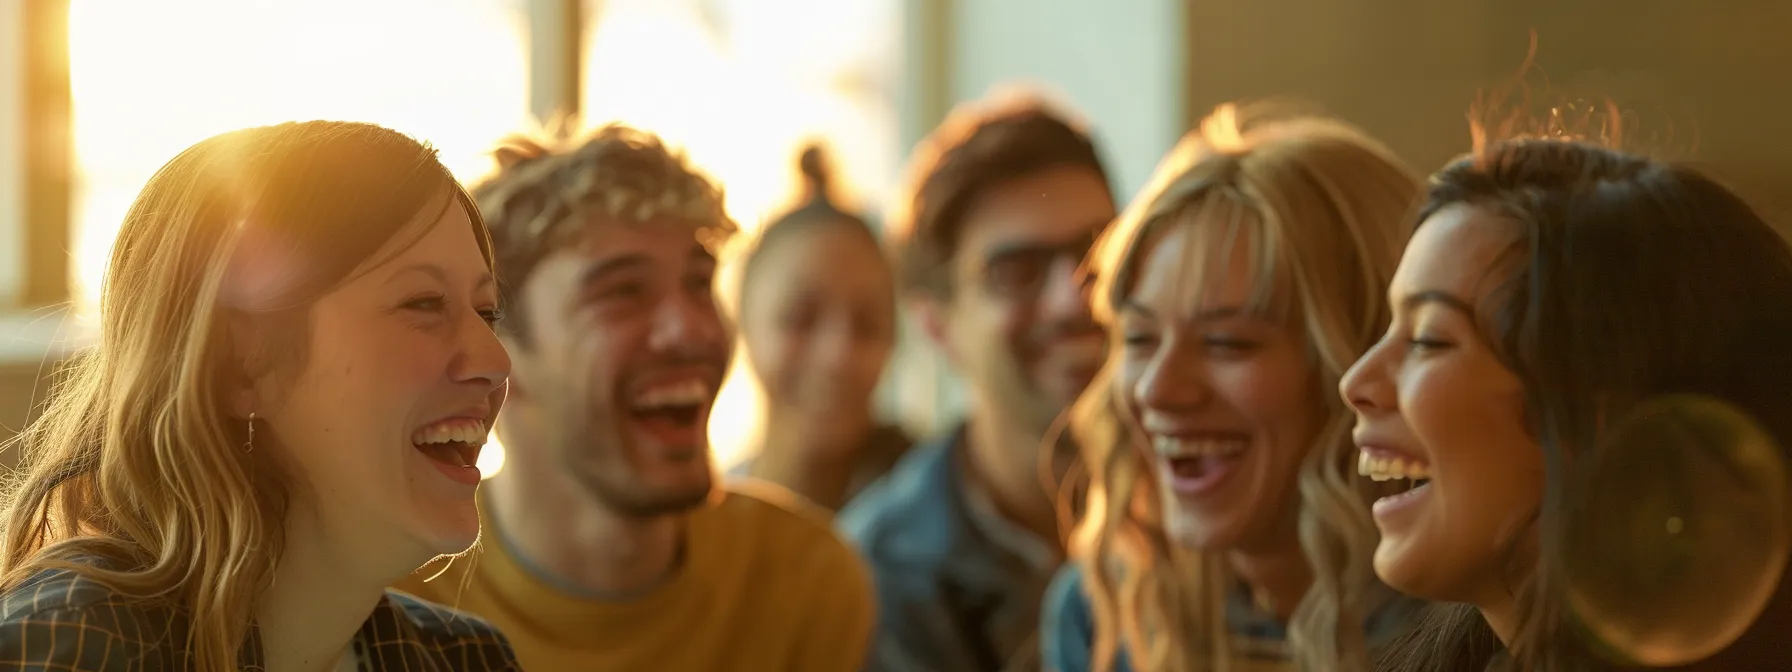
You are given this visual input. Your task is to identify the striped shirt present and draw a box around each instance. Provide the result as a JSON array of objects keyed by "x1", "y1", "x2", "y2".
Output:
[{"x1": 0, "y1": 566, "x2": 522, "y2": 671}]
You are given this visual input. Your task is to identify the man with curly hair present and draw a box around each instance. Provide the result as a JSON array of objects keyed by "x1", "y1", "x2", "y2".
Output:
[{"x1": 395, "y1": 123, "x2": 874, "y2": 671}]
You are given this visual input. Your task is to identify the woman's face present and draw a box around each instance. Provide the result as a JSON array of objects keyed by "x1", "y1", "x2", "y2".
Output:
[
  {"x1": 1339, "y1": 203, "x2": 1544, "y2": 608},
  {"x1": 740, "y1": 223, "x2": 896, "y2": 441},
  {"x1": 1116, "y1": 221, "x2": 1321, "y2": 552},
  {"x1": 254, "y1": 198, "x2": 510, "y2": 569}
]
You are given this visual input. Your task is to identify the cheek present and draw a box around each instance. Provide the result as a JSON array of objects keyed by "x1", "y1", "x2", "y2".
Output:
[{"x1": 1214, "y1": 357, "x2": 1318, "y2": 437}]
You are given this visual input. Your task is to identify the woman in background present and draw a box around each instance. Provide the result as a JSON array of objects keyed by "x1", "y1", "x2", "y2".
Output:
[
  {"x1": 731, "y1": 144, "x2": 912, "y2": 512},
  {"x1": 0, "y1": 122, "x2": 519, "y2": 671},
  {"x1": 1043, "y1": 104, "x2": 1426, "y2": 672},
  {"x1": 1344, "y1": 131, "x2": 1792, "y2": 671}
]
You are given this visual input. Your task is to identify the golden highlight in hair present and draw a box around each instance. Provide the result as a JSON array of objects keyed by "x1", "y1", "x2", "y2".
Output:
[{"x1": 1068, "y1": 102, "x2": 1421, "y2": 672}]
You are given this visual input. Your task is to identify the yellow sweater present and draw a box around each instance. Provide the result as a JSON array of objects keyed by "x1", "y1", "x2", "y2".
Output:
[{"x1": 394, "y1": 482, "x2": 875, "y2": 671}]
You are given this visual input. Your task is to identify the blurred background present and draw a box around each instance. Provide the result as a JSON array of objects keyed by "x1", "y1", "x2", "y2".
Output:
[{"x1": 4, "y1": 0, "x2": 1792, "y2": 476}]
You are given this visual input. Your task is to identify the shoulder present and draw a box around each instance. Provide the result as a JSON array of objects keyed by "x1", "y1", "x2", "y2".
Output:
[
  {"x1": 1041, "y1": 564, "x2": 1096, "y2": 650},
  {"x1": 836, "y1": 438, "x2": 955, "y2": 549},
  {"x1": 712, "y1": 483, "x2": 867, "y2": 577},
  {"x1": 0, "y1": 567, "x2": 179, "y2": 668},
  {"x1": 380, "y1": 590, "x2": 519, "y2": 665}
]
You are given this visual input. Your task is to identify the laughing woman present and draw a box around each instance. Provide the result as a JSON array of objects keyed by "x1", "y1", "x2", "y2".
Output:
[
  {"x1": 1341, "y1": 135, "x2": 1792, "y2": 671},
  {"x1": 0, "y1": 122, "x2": 521, "y2": 671},
  {"x1": 1041, "y1": 105, "x2": 1428, "y2": 672}
]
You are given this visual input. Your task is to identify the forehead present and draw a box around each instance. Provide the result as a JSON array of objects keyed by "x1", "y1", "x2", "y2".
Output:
[
  {"x1": 1394, "y1": 203, "x2": 1518, "y2": 301},
  {"x1": 956, "y1": 165, "x2": 1114, "y2": 257},
  {"x1": 1128, "y1": 216, "x2": 1271, "y2": 319},
  {"x1": 754, "y1": 226, "x2": 889, "y2": 286},
  {"x1": 351, "y1": 195, "x2": 487, "y2": 279},
  {"x1": 565, "y1": 215, "x2": 711, "y2": 263}
]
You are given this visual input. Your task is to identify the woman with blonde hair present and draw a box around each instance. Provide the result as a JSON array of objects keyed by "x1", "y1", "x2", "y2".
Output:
[
  {"x1": 1041, "y1": 104, "x2": 1426, "y2": 672},
  {"x1": 0, "y1": 121, "x2": 521, "y2": 670}
]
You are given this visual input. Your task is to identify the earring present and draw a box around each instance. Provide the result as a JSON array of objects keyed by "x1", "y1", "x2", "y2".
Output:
[{"x1": 244, "y1": 412, "x2": 256, "y2": 453}]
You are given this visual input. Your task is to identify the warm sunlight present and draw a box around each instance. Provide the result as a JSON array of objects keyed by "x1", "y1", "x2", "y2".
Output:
[
  {"x1": 69, "y1": 0, "x2": 898, "y2": 479},
  {"x1": 571, "y1": 0, "x2": 899, "y2": 471},
  {"x1": 69, "y1": 0, "x2": 529, "y2": 478}
]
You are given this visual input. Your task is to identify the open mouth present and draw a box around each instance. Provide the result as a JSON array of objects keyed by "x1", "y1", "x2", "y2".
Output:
[
  {"x1": 413, "y1": 418, "x2": 486, "y2": 470},
  {"x1": 1358, "y1": 451, "x2": 1432, "y2": 498},
  {"x1": 1159, "y1": 435, "x2": 1249, "y2": 495},
  {"x1": 629, "y1": 380, "x2": 711, "y2": 446}
]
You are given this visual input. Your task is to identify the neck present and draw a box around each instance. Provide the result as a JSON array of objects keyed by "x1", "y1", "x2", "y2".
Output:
[
  {"x1": 962, "y1": 408, "x2": 1064, "y2": 543},
  {"x1": 1225, "y1": 532, "x2": 1313, "y2": 621},
  {"x1": 256, "y1": 506, "x2": 390, "y2": 672},
  {"x1": 751, "y1": 407, "x2": 870, "y2": 510},
  {"x1": 486, "y1": 448, "x2": 685, "y2": 596},
  {"x1": 1477, "y1": 594, "x2": 1521, "y2": 648}
]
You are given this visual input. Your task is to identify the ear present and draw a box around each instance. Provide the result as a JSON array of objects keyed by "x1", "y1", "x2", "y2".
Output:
[
  {"x1": 909, "y1": 295, "x2": 961, "y2": 366},
  {"x1": 221, "y1": 313, "x2": 267, "y2": 421}
]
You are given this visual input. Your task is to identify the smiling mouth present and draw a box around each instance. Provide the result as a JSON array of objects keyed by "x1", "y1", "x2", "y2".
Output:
[
  {"x1": 413, "y1": 418, "x2": 487, "y2": 468},
  {"x1": 629, "y1": 379, "x2": 712, "y2": 440},
  {"x1": 1358, "y1": 451, "x2": 1432, "y2": 494},
  {"x1": 1158, "y1": 435, "x2": 1249, "y2": 495}
]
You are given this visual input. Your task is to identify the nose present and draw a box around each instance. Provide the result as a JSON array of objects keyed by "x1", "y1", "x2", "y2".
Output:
[
  {"x1": 1132, "y1": 343, "x2": 1209, "y2": 415},
  {"x1": 1037, "y1": 257, "x2": 1095, "y2": 324},
  {"x1": 1339, "y1": 339, "x2": 1390, "y2": 415},
  {"x1": 649, "y1": 290, "x2": 728, "y2": 356},
  {"x1": 453, "y1": 311, "x2": 512, "y2": 392}
]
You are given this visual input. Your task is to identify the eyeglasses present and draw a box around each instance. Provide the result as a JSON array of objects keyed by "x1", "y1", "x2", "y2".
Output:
[{"x1": 973, "y1": 232, "x2": 1099, "y2": 300}]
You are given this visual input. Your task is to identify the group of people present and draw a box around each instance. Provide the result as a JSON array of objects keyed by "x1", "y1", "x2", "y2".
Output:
[{"x1": 0, "y1": 77, "x2": 1786, "y2": 672}]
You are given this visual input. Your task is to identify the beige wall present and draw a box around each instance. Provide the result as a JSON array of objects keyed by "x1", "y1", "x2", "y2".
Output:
[{"x1": 1184, "y1": 0, "x2": 1792, "y2": 212}]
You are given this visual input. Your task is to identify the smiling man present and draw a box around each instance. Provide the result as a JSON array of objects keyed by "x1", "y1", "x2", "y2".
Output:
[
  {"x1": 839, "y1": 93, "x2": 1116, "y2": 671},
  {"x1": 393, "y1": 124, "x2": 874, "y2": 671}
]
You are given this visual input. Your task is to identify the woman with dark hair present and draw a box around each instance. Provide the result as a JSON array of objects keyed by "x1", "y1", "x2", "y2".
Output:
[
  {"x1": 730, "y1": 143, "x2": 911, "y2": 512},
  {"x1": 1340, "y1": 131, "x2": 1792, "y2": 670}
]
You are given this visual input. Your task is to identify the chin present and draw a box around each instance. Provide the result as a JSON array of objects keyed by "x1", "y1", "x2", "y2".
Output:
[
  {"x1": 411, "y1": 502, "x2": 482, "y2": 557},
  {"x1": 1372, "y1": 536, "x2": 1443, "y2": 600}
]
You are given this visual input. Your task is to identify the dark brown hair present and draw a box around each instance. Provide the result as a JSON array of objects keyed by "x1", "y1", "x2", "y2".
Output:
[
  {"x1": 887, "y1": 93, "x2": 1111, "y2": 297},
  {"x1": 1376, "y1": 135, "x2": 1792, "y2": 672}
]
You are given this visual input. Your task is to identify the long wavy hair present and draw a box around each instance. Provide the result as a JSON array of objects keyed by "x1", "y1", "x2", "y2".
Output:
[
  {"x1": 0, "y1": 121, "x2": 488, "y2": 672},
  {"x1": 1068, "y1": 103, "x2": 1420, "y2": 672},
  {"x1": 1374, "y1": 136, "x2": 1792, "y2": 672}
]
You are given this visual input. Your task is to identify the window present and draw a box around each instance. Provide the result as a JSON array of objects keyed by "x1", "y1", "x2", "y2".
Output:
[
  {"x1": 65, "y1": 0, "x2": 529, "y2": 471},
  {"x1": 67, "y1": 0, "x2": 531, "y2": 321},
  {"x1": 0, "y1": 0, "x2": 23, "y2": 309},
  {"x1": 58, "y1": 0, "x2": 905, "y2": 475}
]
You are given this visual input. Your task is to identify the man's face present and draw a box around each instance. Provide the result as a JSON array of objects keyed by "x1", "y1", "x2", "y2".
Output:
[
  {"x1": 510, "y1": 217, "x2": 732, "y2": 517},
  {"x1": 926, "y1": 165, "x2": 1115, "y2": 433}
]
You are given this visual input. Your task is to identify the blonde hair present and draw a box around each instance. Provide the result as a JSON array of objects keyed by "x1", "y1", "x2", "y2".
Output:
[
  {"x1": 1068, "y1": 103, "x2": 1419, "y2": 672},
  {"x1": 471, "y1": 122, "x2": 737, "y2": 344},
  {"x1": 0, "y1": 121, "x2": 486, "y2": 671}
]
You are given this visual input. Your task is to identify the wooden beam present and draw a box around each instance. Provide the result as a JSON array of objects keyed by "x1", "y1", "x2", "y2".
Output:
[
  {"x1": 528, "y1": 0, "x2": 585, "y2": 126},
  {"x1": 20, "y1": 0, "x2": 71, "y2": 309}
]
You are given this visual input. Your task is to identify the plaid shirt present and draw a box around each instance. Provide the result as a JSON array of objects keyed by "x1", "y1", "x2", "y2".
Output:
[{"x1": 0, "y1": 567, "x2": 522, "y2": 671}]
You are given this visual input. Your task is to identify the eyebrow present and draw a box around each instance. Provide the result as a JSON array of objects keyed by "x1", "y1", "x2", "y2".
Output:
[
  {"x1": 1117, "y1": 300, "x2": 1251, "y2": 323},
  {"x1": 1400, "y1": 290, "x2": 1477, "y2": 319},
  {"x1": 577, "y1": 254, "x2": 652, "y2": 288},
  {"x1": 385, "y1": 263, "x2": 494, "y2": 292},
  {"x1": 982, "y1": 228, "x2": 1102, "y2": 263}
]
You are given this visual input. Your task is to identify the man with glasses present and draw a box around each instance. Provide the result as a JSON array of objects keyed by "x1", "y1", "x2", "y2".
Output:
[{"x1": 839, "y1": 93, "x2": 1116, "y2": 671}]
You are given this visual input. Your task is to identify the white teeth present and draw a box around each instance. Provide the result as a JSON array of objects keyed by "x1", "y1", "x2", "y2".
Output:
[
  {"x1": 1356, "y1": 452, "x2": 1432, "y2": 481},
  {"x1": 634, "y1": 380, "x2": 711, "y2": 409},
  {"x1": 411, "y1": 419, "x2": 488, "y2": 446},
  {"x1": 1154, "y1": 436, "x2": 1249, "y2": 459}
]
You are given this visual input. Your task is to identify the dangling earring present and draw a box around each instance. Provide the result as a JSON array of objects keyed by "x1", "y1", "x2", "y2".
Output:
[{"x1": 245, "y1": 412, "x2": 256, "y2": 453}]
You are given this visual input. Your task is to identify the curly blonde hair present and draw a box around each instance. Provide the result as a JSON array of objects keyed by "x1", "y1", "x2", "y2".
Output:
[{"x1": 1068, "y1": 103, "x2": 1419, "y2": 672}]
